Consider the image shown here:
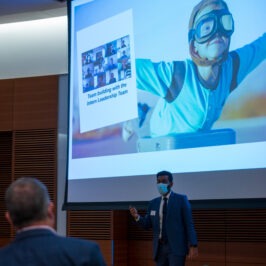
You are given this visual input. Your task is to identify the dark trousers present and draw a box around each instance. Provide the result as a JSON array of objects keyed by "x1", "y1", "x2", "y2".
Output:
[{"x1": 155, "y1": 241, "x2": 186, "y2": 266}]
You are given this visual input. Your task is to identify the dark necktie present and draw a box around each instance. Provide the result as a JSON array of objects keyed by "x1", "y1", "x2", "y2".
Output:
[{"x1": 161, "y1": 197, "x2": 168, "y2": 241}]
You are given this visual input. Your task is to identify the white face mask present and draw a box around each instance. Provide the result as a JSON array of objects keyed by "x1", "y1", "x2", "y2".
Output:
[{"x1": 157, "y1": 183, "x2": 170, "y2": 196}]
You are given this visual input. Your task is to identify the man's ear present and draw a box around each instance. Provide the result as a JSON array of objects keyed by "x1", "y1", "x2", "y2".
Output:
[
  {"x1": 47, "y1": 202, "x2": 55, "y2": 217},
  {"x1": 5, "y1": 212, "x2": 13, "y2": 226},
  {"x1": 47, "y1": 202, "x2": 55, "y2": 227}
]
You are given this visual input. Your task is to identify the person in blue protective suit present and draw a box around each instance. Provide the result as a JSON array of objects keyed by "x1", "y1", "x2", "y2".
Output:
[{"x1": 123, "y1": 0, "x2": 266, "y2": 141}]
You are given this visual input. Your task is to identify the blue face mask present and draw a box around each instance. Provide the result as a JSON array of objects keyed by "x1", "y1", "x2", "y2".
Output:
[{"x1": 157, "y1": 183, "x2": 170, "y2": 196}]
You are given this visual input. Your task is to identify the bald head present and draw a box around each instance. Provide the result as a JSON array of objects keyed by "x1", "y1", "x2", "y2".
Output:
[{"x1": 5, "y1": 177, "x2": 51, "y2": 228}]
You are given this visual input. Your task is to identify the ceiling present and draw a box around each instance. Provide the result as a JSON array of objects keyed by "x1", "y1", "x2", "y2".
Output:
[{"x1": 0, "y1": 0, "x2": 67, "y2": 24}]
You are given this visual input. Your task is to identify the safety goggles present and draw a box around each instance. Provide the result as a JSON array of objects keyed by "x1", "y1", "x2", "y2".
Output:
[{"x1": 189, "y1": 9, "x2": 234, "y2": 44}]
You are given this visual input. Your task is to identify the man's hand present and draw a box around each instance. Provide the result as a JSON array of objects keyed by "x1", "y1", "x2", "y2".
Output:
[
  {"x1": 129, "y1": 206, "x2": 139, "y2": 220},
  {"x1": 188, "y1": 246, "x2": 198, "y2": 260}
]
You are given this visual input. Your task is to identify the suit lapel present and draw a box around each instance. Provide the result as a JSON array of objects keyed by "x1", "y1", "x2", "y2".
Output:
[{"x1": 167, "y1": 192, "x2": 175, "y2": 216}]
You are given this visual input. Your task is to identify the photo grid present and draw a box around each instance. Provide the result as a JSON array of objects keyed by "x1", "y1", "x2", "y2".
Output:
[{"x1": 81, "y1": 35, "x2": 131, "y2": 93}]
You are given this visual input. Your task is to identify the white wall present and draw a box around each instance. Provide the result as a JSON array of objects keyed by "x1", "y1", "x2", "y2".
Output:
[
  {"x1": 0, "y1": 14, "x2": 68, "y2": 79},
  {"x1": 0, "y1": 12, "x2": 68, "y2": 235}
]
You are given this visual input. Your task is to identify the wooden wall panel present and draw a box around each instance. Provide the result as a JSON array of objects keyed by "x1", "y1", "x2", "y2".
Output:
[
  {"x1": 186, "y1": 262, "x2": 225, "y2": 266},
  {"x1": 187, "y1": 242, "x2": 226, "y2": 266},
  {"x1": 11, "y1": 128, "x2": 57, "y2": 237},
  {"x1": 65, "y1": 205, "x2": 266, "y2": 265},
  {"x1": 67, "y1": 210, "x2": 113, "y2": 265},
  {"x1": 226, "y1": 242, "x2": 266, "y2": 265},
  {"x1": 67, "y1": 210, "x2": 112, "y2": 239},
  {"x1": 226, "y1": 262, "x2": 265, "y2": 266},
  {"x1": 0, "y1": 239, "x2": 11, "y2": 248},
  {"x1": 0, "y1": 75, "x2": 58, "y2": 246},
  {"x1": 67, "y1": 210, "x2": 129, "y2": 265},
  {"x1": 226, "y1": 209, "x2": 266, "y2": 242},
  {"x1": 112, "y1": 210, "x2": 128, "y2": 239},
  {"x1": 0, "y1": 132, "x2": 12, "y2": 243},
  {"x1": 127, "y1": 241, "x2": 226, "y2": 265},
  {"x1": 128, "y1": 210, "x2": 153, "y2": 240},
  {"x1": 193, "y1": 209, "x2": 226, "y2": 241},
  {"x1": 186, "y1": 260, "x2": 227, "y2": 266},
  {"x1": 126, "y1": 209, "x2": 266, "y2": 265},
  {"x1": 95, "y1": 240, "x2": 113, "y2": 266},
  {"x1": 13, "y1": 129, "x2": 57, "y2": 204},
  {"x1": 113, "y1": 240, "x2": 128, "y2": 266},
  {"x1": 0, "y1": 80, "x2": 14, "y2": 130},
  {"x1": 127, "y1": 240, "x2": 153, "y2": 266},
  {"x1": 112, "y1": 211, "x2": 128, "y2": 265},
  {"x1": 13, "y1": 75, "x2": 58, "y2": 130}
]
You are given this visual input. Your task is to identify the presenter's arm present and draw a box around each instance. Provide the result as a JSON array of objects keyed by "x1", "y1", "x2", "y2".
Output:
[
  {"x1": 188, "y1": 246, "x2": 199, "y2": 259},
  {"x1": 129, "y1": 206, "x2": 139, "y2": 221},
  {"x1": 129, "y1": 205, "x2": 152, "y2": 230},
  {"x1": 182, "y1": 195, "x2": 198, "y2": 253}
]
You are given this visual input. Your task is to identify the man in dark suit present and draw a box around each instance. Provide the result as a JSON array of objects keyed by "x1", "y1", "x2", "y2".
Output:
[
  {"x1": 129, "y1": 170, "x2": 198, "y2": 266},
  {"x1": 0, "y1": 177, "x2": 106, "y2": 266}
]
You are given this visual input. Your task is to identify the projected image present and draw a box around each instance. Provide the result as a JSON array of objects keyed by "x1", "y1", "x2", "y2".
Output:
[
  {"x1": 121, "y1": 0, "x2": 266, "y2": 152},
  {"x1": 71, "y1": 0, "x2": 266, "y2": 160},
  {"x1": 82, "y1": 35, "x2": 131, "y2": 93},
  {"x1": 76, "y1": 9, "x2": 138, "y2": 136},
  {"x1": 68, "y1": 0, "x2": 266, "y2": 197}
]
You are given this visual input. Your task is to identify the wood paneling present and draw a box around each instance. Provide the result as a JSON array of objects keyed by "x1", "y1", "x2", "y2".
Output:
[
  {"x1": 186, "y1": 242, "x2": 226, "y2": 266},
  {"x1": 226, "y1": 209, "x2": 266, "y2": 242},
  {"x1": 193, "y1": 209, "x2": 226, "y2": 241},
  {"x1": 0, "y1": 132, "x2": 12, "y2": 241},
  {"x1": 0, "y1": 80, "x2": 14, "y2": 130},
  {"x1": 186, "y1": 262, "x2": 225, "y2": 266},
  {"x1": 127, "y1": 241, "x2": 226, "y2": 265},
  {"x1": 67, "y1": 210, "x2": 113, "y2": 265},
  {"x1": 95, "y1": 240, "x2": 113, "y2": 266},
  {"x1": 128, "y1": 210, "x2": 153, "y2": 240},
  {"x1": 226, "y1": 264, "x2": 266, "y2": 266},
  {"x1": 127, "y1": 241, "x2": 228, "y2": 266},
  {"x1": 113, "y1": 240, "x2": 128, "y2": 266},
  {"x1": 13, "y1": 129, "x2": 57, "y2": 204},
  {"x1": 0, "y1": 75, "x2": 58, "y2": 242},
  {"x1": 112, "y1": 211, "x2": 128, "y2": 265},
  {"x1": 13, "y1": 76, "x2": 58, "y2": 130},
  {"x1": 226, "y1": 242, "x2": 266, "y2": 265},
  {"x1": 67, "y1": 210, "x2": 129, "y2": 265},
  {"x1": 126, "y1": 209, "x2": 266, "y2": 265},
  {"x1": 67, "y1": 210, "x2": 112, "y2": 239},
  {"x1": 112, "y1": 210, "x2": 128, "y2": 239},
  {"x1": 128, "y1": 240, "x2": 153, "y2": 260},
  {"x1": 193, "y1": 209, "x2": 266, "y2": 242}
]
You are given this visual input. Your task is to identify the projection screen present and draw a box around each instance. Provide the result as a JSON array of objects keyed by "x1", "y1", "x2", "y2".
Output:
[{"x1": 65, "y1": 0, "x2": 266, "y2": 209}]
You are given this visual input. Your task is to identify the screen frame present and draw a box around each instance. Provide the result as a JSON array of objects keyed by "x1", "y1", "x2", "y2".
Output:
[{"x1": 64, "y1": 0, "x2": 266, "y2": 210}]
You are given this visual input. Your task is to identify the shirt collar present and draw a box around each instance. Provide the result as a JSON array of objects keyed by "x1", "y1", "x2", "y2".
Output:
[
  {"x1": 162, "y1": 190, "x2": 171, "y2": 200},
  {"x1": 17, "y1": 225, "x2": 56, "y2": 234}
]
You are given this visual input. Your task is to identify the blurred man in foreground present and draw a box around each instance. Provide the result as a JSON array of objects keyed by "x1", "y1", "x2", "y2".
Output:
[{"x1": 0, "y1": 177, "x2": 106, "y2": 266}]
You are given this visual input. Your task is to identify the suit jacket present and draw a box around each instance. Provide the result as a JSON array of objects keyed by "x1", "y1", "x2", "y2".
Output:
[
  {"x1": 137, "y1": 191, "x2": 197, "y2": 259},
  {"x1": 0, "y1": 228, "x2": 106, "y2": 266}
]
